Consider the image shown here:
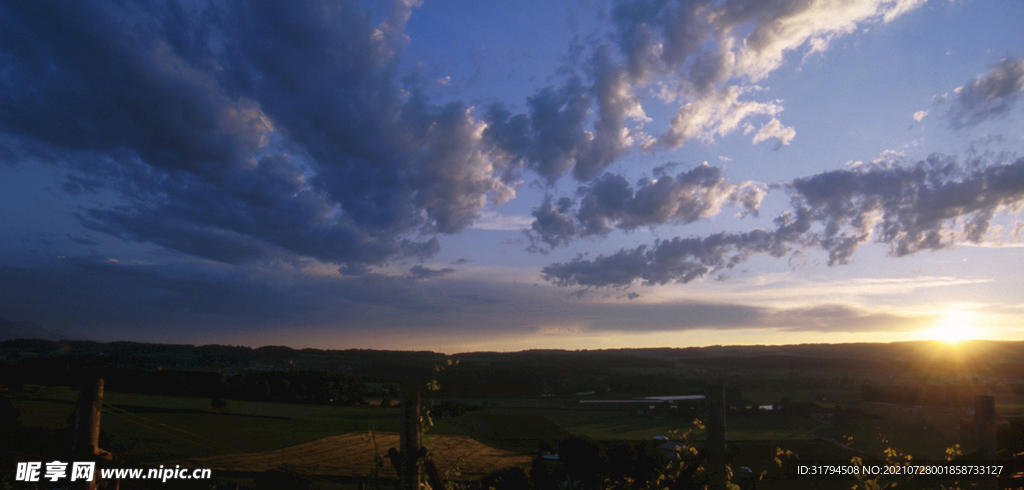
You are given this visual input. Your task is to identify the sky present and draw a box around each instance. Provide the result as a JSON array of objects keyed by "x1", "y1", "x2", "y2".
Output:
[{"x1": 1, "y1": 0, "x2": 1023, "y2": 353}]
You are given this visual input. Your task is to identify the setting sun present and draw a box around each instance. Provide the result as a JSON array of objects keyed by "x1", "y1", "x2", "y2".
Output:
[{"x1": 927, "y1": 310, "x2": 982, "y2": 343}]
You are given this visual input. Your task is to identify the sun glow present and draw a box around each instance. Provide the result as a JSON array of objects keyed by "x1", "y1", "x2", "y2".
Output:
[{"x1": 926, "y1": 310, "x2": 982, "y2": 343}]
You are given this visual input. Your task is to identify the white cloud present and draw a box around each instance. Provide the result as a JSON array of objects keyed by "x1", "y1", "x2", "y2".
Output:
[
  {"x1": 613, "y1": 0, "x2": 927, "y2": 154},
  {"x1": 661, "y1": 86, "x2": 785, "y2": 148},
  {"x1": 751, "y1": 118, "x2": 797, "y2": 146}
]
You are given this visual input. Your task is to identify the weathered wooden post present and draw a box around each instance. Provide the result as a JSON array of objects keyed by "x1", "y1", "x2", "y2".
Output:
[
  {"x1": 973, "y1": 397, "x2": 997, "y2": 490},
  {"x1": 974, "y1": 395, "x2": 996, "y2": 459},
  {"x1": 398, "y1": 383, "x2": 421, "y2": 490},
  {"x1": 707, "y1": 384, "x2": 727, "y2": 490},
  {"x1": 389, "y1": 366, "x2": 446, "y2": 490},
  {"x1": 71, "y1": 378, "x2": 104, "y2": 490}
]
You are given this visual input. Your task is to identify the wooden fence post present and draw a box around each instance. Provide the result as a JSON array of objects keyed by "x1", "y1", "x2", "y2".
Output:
[
  {"x1": 707, "y1": 384, "x2": 727, "y2": 490},
  {"x1": 973, "y1": 397, "x2": 997, "y2": 490},
  {"x1": 71, "y1": 378, "x2": 104, "y2": 490},
  {"x1": 974, "y1": 395, "x2": 996, "y2": 459},
  {"x1": 399, "y1": 383, "x2": 421, "y2": 490}
]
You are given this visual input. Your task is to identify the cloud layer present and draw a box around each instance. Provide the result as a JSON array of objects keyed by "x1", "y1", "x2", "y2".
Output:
[
  {"x1": 485, "y1": 0, "x2": 932, "y2": 181},
  {"x1": 1, "y1": 0, "x2": 1021, "y2": 350},
  {"x1": 943, "y1": 56, "x2": 1024, "y2": 129},
  {"x1": 0, "y1": 255, "x2": 930, "y2": 346},
  {"x1": 611, "y1": 0, "x2": 926, "y2": 149},
  {"x1": 0, "y1": 0, "x2": 934, "y2": 271},
  {"x1": 0, "y1": 0, "x2": 517, "y2": 268},
  {"x1": 544, "y1": 154, "x2": 1024, "y2": 288},
  {"x1": 528, "y1": 162, "x2": 765, "y2": 251}
]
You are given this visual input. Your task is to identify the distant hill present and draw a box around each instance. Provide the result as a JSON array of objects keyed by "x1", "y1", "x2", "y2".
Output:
[
  {"x1": 2, "y1": 337, "x2": 1022, "y2": 403},
  {"x1": 0, "y1": 316, "x2": 62, "y2": 341},
  {"x1": 2, "y1": 336, "x2": 1022, "y2": 380}
]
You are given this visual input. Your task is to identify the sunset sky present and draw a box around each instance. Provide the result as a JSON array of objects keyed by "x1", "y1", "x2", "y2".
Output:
[{"x1": 1, "y1": 0, "x2": 1023, "y2": 352}]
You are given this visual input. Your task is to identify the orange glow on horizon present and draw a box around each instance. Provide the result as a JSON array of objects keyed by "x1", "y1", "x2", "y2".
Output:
[{"x1": 924, "y1": 310, "x2": 982, "y2": 344}]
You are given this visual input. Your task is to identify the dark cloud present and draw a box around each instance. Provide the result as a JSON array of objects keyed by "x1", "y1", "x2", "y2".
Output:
[
  {"x1": 0, "y1": 255, "x2": 923, "y2": 343},
  {"x1": 482, "y1": 41, "x2": 648, "y2": 183},
  {"x1": 0, "y1": 0, "x2": 929, "y2": 276},
  {"x1": 0, "y1": 255, "x2": 475, "y2": 339},
  {"x1": 945, "y1": 56, "x2": 1024, "y2": 129},
  {"x1": 480, "y1": 4, "x2": 814, "y2": 184},
  {"x1": 578, "y1": 44, "x2": 646, "y2": 181},
  {"x1": 483, "y1": 78, "x2": 596, "y2": 182},
  {"x1": 544, "y1": 154, "x2": 1024, "y2": 288},
  {"x1": 543, "y1": 228, "x2": 790, "y2": 288},
  {"x1": 0, "y1": 0, "x2": 514, "y2": 268},
  {"x1": 528, "y1": 195, "x2": 578, "y2": 252},
  {"x1": 0, "y1": 258, "x2": 308, "y2": 330},
  {"x1": 528, "y1": 163, "x2": 765, "y2": 251},
  {"x1": 408, "y1": 265, "x2": 456, "y2": 280},
  {"x1": 0, "y1": 2, "x2": 269, "y2": 177},
  {"x1": 577, "y1": 164, "x2": 764, "y2": 233},
  {"x1": 790, "y1": 154, "x2": 1024, "y2": 262},
  {"x1": 339, "y1": 263, "x2": 373, "y2": 277}
]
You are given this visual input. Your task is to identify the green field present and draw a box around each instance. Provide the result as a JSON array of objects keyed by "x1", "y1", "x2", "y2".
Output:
[
  {"x1": 6, "y1": 382, "x2": 1007, "y2": 466},
  {"x1": 9, "y1": 386, "x2": 400, "y2": 463},
  {"x1": 5, "y1": 341, "x2": 1022, "y2": 490}
]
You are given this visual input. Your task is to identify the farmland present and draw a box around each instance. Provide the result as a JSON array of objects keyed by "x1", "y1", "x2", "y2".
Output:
[{"x1": 2, "y1": 339, "x2": 1024, "y2": 488}]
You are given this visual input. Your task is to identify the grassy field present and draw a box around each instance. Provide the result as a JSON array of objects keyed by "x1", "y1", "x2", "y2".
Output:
[
  {"x1": 9, "y1": 386, "x2": 401, "y2": 463},
  {"x1": 7, "y1": 382, "x2": 1005, "y2": 465}
]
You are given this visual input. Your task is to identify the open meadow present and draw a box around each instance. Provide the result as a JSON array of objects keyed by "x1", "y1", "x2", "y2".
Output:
[
  {"x1": 3, "y1": 340, "x2": 1023, "y2": 489},
  {"x1": 9, "y1": 381, "x2": 1018, "y2": 462}
]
